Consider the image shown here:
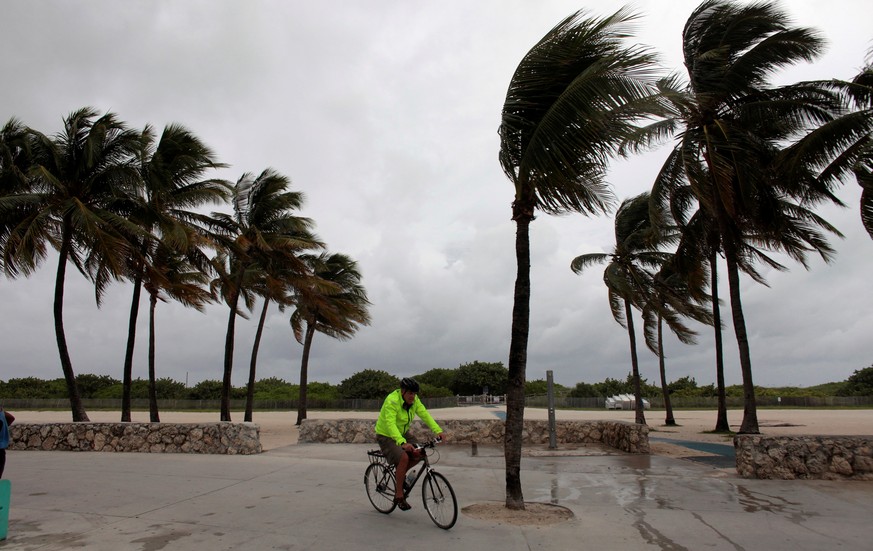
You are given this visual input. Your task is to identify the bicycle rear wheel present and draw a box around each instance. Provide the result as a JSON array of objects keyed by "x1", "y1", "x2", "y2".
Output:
[
  {"x1": 365, "y1": 463, "x2": 397, "y2": 514},
  {"x1": 421, "y1": 471, "x2": 458, "y2": 529}
]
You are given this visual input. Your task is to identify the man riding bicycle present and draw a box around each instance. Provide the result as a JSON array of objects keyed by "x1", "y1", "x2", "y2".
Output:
[{"x1": 375, "y1": 377, "x2": 449, "y2": 511}]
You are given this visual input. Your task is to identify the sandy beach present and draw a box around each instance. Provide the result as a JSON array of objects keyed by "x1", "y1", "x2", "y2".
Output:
[{"x1": 12, "y1": 406, "x2": 872, "y2": 456}]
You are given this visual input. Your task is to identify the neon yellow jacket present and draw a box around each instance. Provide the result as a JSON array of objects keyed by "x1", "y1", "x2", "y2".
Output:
[{"x1": 374, "y1": 389, "x2": 442, "y2": 445}]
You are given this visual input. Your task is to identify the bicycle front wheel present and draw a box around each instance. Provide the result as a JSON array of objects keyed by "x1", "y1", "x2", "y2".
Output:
[
  {"x1": 365, "y1": 463, "x2": 397, "y2": 514},
  {"x1": 421, "y1": 471, "x2": 458, "y2": 529}
]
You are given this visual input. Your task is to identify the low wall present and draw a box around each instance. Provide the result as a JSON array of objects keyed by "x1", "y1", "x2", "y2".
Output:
[
  {"x1": 9, "y1": 422, "x2": 262, "y2": 455},
  {"x1": 298, "y1": 418, "x2": 649, "y2": 454},
  {"x1": 734, "y1": 435, "x2": 873, "y2": 480}
]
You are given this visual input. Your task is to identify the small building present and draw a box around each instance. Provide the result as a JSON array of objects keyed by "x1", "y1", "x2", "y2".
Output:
[{"x1": 605, "y1": 393, "x2": 650, "y2": 410}]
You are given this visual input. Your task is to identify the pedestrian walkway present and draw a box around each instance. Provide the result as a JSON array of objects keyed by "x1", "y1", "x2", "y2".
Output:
[{"x1": 2, "y1": 440, "x2": 871, "y2": 550}]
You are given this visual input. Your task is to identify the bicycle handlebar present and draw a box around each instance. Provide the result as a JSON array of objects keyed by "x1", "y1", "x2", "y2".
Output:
[{"x1": 412, "y1": 436, "x2": 442, "y2": 451}]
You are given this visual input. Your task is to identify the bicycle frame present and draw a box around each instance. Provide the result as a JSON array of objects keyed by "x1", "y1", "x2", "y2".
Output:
[{"x1": 403, "y1": 439, "x2": 438, "y2": 495}]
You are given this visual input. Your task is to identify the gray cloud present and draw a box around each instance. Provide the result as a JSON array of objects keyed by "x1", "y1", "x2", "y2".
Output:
[{"x1": 1, "y1": 1, "x2": 871, "y2": 392}]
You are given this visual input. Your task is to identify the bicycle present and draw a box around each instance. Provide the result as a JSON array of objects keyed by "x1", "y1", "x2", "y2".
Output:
[{"x1": 364, "y1": 436, "x2": 458, "y2": 530}]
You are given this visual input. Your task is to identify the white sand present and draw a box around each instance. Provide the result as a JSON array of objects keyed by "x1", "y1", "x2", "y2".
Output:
[{"x1": 12, "y1": 406, "x2": 872, "y2": 452}]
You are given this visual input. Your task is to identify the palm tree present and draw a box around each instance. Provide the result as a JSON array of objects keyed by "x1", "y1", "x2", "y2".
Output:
[
  {"x1": 0, "y1": 118, "x2": 35, "y2": 277},
  {"x1": 4, "y1": 108, "x2": 141, "y2": 421},
  {"x1": 242, "y1": 245, "x2": 318, "y2": 423},
  {"x1": 677, "y1": 0, "x2": 867, "y2": 433},
  {"x1": 649, "y1": 156, "x2": 731, "y2": 432},
  {"x1": 642, "y1": 257, "x2": 712, "y2": 426},
  {"x1": 572, "y1": 193, "x2": 670, "y2": 425},
  {"x1": 208, "y1": 169, "x2": 319, "y2": 421},
  {"x1": 289, "y1": 252, "x2": 371, "y2": 425},
  {"x1": 497, "y1": 7, "x2": 661, "y2": 510},
  {"x1": 847, "y1": 56, "x2": 873, "y2": 238},
  {"x1": 116, "y1": 124, "x2": 229, "y2": 421},
  {"x1": 624, "y1": 1, "x2": 864, "y2": 433},
  {"x1": 142, "y1": 241, "x2": 213, "y2": 421},
  {"x1": 243, "y1": 271, "x2": 290, "y2": 422}
]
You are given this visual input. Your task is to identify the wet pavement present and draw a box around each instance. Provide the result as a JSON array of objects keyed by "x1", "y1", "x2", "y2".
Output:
[{"x1": 2, "y1": 441, "x2": 872, "y2": 550}]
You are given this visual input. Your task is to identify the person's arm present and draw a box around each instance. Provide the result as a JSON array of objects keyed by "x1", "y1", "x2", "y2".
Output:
[
  {"x1": 414, "y1": 399, "x2": 442, "y2": 436},
  {"x1": 4, "y1": 411, "x2": 13, "y2": 425}
]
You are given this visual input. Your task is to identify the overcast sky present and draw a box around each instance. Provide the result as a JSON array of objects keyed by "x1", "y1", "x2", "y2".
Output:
[{"x1": 1, "y1": 1, "x2": 871, "y2": 391}]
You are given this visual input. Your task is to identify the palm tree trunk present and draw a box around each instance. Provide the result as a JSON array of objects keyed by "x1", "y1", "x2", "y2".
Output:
[
  {"x1": 221, "y1": 272, "x2": 244, "y2": 422},
  {"x1": 724, "y1": 252, "x2": 759, "y2": 433},
  {"x1": 54, "y1": 221, "x2": 89, "y2": 422},
  {"x1": 296, "y1": 323, "x2": 316, "y2": 426},
  {"x1": 121, "y1": 271, "x2": 143, "y2": 422},
  {"x1": 703, "y1": 149, "x2": 756, "y2": 433},
  {"x1": 505, "y1": 205, "x2": 532, "y2": 511},
  {"x1": 245, "y1": 298, "x2": 270, "y2": 422},
  {"x1": 710, "y1": 252, "x2": 730, "y2": 432},
  {"x1": 148, "y1": 292, "x2": 159, "y2": 423},
  {"x1": 657, "y1": 316, "x2": 676, "y2": 425},
  {"x1": 624, "y1": 300, "x2": 646, "y2": 425}
]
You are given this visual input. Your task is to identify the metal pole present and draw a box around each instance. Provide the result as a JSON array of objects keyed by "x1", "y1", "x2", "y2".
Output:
[{"x1": 547, "y1": 370, "x2": 556, "y2": 449}]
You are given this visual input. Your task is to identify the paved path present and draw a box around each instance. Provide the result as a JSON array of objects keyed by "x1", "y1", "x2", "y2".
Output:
[{"x1": 2, "y1": 441, "x2": 872, "y2": 550}]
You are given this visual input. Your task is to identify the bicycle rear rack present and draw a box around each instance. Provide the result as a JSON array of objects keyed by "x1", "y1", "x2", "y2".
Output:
[{"x1": 367, "y1": 450, "x2": 388, "y2": 465}]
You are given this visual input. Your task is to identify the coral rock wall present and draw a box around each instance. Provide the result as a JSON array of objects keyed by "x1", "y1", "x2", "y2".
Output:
[{"x1": 10, "y1": 422, "x2": 262, "y2": 455}]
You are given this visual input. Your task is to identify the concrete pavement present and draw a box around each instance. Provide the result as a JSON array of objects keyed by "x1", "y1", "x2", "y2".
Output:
[{"x1": 2, "y1": 439, "x2": 872, "y2": 550}]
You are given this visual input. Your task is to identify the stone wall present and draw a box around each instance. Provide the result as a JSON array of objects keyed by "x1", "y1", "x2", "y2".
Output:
[
  {"x1": 298, "y1": 418, "x2": 649, "y2": 454},
  {"x1": 9, "y1": 422, "x2": 262, "y2": 455},
  {"x1": 734, "y1": 435, "x2": 873, "y2": 480}
]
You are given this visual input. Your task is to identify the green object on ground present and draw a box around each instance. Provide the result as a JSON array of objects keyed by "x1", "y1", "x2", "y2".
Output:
[{"x1": 0, "y1": 479, "x2": 10, "y2": 540}]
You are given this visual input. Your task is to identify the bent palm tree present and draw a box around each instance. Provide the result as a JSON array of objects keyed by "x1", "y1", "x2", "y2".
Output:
[
  {"x1": 0, "y1": 118, "x2": 35, "y2": 277},
  {"x1": 572, "y1": 193, "x2": 669, "y2": 425},
  {"x1": 847, "y1": 57, "x2": 873, "y2": 238},
  {"x1": 627, "y1": 1, "x2": 861, "y2": 433},
  {"x1": 143, "y1": 241, "x2": 213, "y2": 421},
  {"x1": 208, "y1": 169, "x2": 319, "y2": 421},
  {"x1": 679, "y1": 1, "x2": 855, "y2": 433},
  {"x1": 498, "y1": 7, "x2": 661, "y2": 509},
  {"x1": 117, "y1": 124, "x2": 228, "y2": 421},
  {"x1": 649, "y1": 154, "x2": 731, "y2": 432},
  {"x1": 290, "y1": 252, "x2": 371, "y2": 425},
  {"x1": 642, "y1": 258, "x2": 712, "y2": 426},
  {"x1": 8, "y1": 108, "x2": 141, "y2": 421},
  {"x1": 243, "y1": 237, "x2": 318, "y2": 422},
  {"x1": 243, "y1": 271, "x2": 289, "y2": 422}
]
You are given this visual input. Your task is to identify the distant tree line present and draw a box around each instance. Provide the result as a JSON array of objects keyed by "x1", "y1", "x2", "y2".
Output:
[
  {"x1": 4, "y1": 364, "x2": 870, "y2": 403},
  {"x1": 565, "y1": 368, "x2": 873, "y2": 399}
]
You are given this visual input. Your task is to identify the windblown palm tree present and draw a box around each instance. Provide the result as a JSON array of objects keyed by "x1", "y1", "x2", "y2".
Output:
[
  {"x1": 0, "y1": 118, "x2": 35, "y2": 277},
  {"x1": 497, "y1": 7, "x2": 661, "y2": 509},
  {"x1": 649, "y1": 155, "x2": 732, "y2": 431},
  {"x1": 243, "y1": 270, "x2": 291, "y2": 422},
  {"x1": 642, "y1": 257, "x2": 712, "y2": 426},
  {"x1": 242, "y1": 241, "x2": 319, "y2": 423},
  {"x1": 626, "y1": 1, "x2": 864, "y2": 433},
  {"x1": 208, "y1": 169, "x2": 319, "y2": 421},
  {"x1": 846, "y1": 56, "x2": 873, "y2": 238},
  {"x1": 142, "y1": 241, "x2": 213, "y2": 421},
  {"x1": 116, "y1": 124, "x2": 229, "y2": 421},
  {"x1": 289, "y1": 252, "x2": 371, "y2": 425},
  {"x1": 3, "y1": 108, "x2": 141, "y2": 421},
  {"x1": 572, "y1": 193, "x2": 671, "y2": 425}
]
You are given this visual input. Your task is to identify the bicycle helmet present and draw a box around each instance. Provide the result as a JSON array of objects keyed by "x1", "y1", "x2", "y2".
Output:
[{"x1": 400, "y1": 377, "x2": 420, "y2": 393}]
